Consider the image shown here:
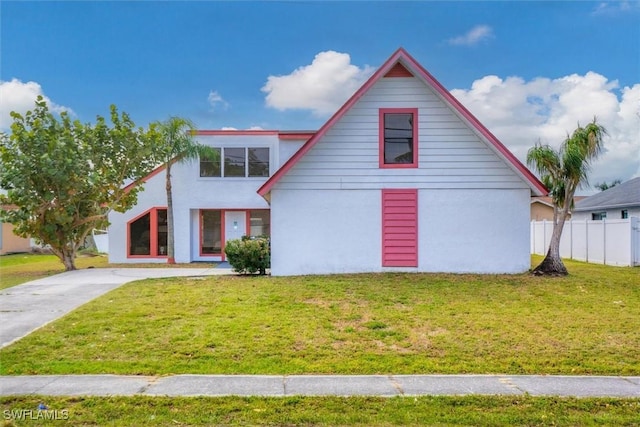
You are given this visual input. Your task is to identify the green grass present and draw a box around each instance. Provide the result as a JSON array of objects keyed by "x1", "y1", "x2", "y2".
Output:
[
  {"x1": 1, "y1": 395, "x2": 639, "y2": 426},
  {"x1": 0, "y1": 253, "x2": 215, "y2": 290},
  {"x1": 1, "y1": 256, "x2": 638, "y2": 376}
]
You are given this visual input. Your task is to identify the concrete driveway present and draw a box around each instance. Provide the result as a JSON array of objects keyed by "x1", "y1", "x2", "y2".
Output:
[{"x1": 0, "y1": 267, "x2": 232, "y2": 348}]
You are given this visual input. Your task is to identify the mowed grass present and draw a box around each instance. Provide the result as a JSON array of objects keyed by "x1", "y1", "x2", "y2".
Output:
[
  {"x1": 1, "y1": 256, "x2": 638, "y2": 376},
  {"x1": 1, "y1": 395, "x2": 639, "y2": 426}
]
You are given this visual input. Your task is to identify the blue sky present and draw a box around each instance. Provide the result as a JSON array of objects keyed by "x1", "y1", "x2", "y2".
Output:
[{"x1": 1, "y1": 1, "x2": 639, "y2": 186}]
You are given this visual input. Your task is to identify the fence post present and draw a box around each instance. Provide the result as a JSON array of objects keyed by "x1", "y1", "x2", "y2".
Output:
[
  {"x1": 585, "y1": 218, "x2": 589, "y2": 263},
  {"x1": 602, "y1": 218, "x2": 606, "y2": 265}
]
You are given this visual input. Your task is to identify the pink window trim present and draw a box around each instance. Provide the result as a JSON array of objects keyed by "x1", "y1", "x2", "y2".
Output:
[
  {"x1": 126, "y1": 207, "x2": 168, "y2": 259},
  {"x1": 379, "y1": 108, "x2": 419, "y2": 169},
  {"x1": 382, "y1": 189, "x2": 418, "y2": 267}
]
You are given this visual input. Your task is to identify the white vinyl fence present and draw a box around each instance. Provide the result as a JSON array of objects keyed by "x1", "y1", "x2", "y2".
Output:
[{"x1": 531, "y1": 217, "x2": 640, "y2": 267}]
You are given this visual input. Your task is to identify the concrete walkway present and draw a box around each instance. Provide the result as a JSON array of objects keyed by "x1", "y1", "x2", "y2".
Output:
[
  {"x1": 1, "y1": 374, "x2": 639, "y2": 397},
  {"x1": 0, "y1": 267, "x2": 232, "y2": 348}
]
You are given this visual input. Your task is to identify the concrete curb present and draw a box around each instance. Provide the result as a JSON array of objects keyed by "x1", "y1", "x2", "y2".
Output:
[{"x1": 1, "y1": 375, "x2": 639, "y2": 398}]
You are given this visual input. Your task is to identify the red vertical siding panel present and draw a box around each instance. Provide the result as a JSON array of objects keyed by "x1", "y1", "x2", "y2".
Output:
[{"x1": 382, "y1": 189, "x2": 418, "y2": 267}]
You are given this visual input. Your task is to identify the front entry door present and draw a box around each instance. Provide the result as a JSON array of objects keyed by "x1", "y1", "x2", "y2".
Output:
[{"x1": 224, "y1": 211, "x2": 246, "y2": 246}]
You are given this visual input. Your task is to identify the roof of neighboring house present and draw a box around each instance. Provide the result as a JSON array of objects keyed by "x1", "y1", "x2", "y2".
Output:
[
  {"x1": 531, "y1": 196, "x2": 586, "y2": 208},
  {"x1": 574, "y1": 177, "x2": 640, "y2": 211},
  {"x1": 258, "y1": 47, "x2": 547, "y2": 198}
]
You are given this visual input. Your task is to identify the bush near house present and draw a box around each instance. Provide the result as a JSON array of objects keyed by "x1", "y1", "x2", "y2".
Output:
[{"x1": 224, "y1": 236, "x2": 270, "y2": 275}]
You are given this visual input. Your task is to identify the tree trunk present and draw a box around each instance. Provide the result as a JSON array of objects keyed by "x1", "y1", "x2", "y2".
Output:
[
  {"x1": 54, "y1": 246, "x2": 77, "y2": 271},
  {"x1": 532, "y1": 204, "x2": 569, "y2": 276},
  {"x1": 166, "y1": 163, "x2": 176, "y2": 264}
]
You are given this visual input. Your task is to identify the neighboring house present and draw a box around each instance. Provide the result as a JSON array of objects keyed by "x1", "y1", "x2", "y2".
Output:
[
  {"x1": 572, "y1": 177, "x2": 640, "y2": 221},
  {"x1": 109, "y1": 48, "x2": 547, "y2": 274},
  {"x1": 0, "y1": 220, "x2": 32, "y2": 255},
  {"x1": 530, "y1": 196, "x2": 585, "y2": 221}
]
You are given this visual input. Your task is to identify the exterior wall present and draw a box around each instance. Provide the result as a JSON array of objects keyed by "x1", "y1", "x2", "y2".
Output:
[
  {"x1": 0, "y1": 222, "x2": 32, "y2": 255},
  {"x1": 531, "y1": 202, "x2": 555, "y2": 221},
  {"x1": 109, "y1": 133, "x2": 285, "y2": 263},
  {"x1": 572, "y1": 207, "x2": 640, "y2": 221},
  {"x1": 271, "y1": 188, "x2": 531, "y2": 276},
  {"x1": 274, "y1": 77, "x2": 528, "y2": 192}
]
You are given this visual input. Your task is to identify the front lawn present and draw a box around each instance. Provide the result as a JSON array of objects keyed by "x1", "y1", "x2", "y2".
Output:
[
  {"x1": 1, "y1": 395, "x2": 639, "y2": 426},
  {"x1": 1, "y1": 256, "x2": 638, "y2": 376}
]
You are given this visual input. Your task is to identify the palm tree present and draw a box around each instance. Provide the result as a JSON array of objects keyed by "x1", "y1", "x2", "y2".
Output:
[
  {"x1": 527, "y1": 118, "x2": 607, "y2": 275},
  {"x1": 156, "y1": 117, "x2": 218, "y2": 264}
]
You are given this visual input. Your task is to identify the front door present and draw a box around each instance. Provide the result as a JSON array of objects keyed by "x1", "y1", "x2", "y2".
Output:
[{"x1": 224, "y1": 211, "x2": 246, "y2": 245}]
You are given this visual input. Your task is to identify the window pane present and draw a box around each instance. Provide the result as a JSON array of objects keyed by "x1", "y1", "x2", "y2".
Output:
[
  {"x1": 201, "y1": 210, "x2": 222, "y2": 254},
  {"x1": 157, "y1": 209, "x2": 167, "y2": 256},
  {"x1": 249, "y1": 210, "x2": 270, "y2": 237},
  {"x1": 224, "y1": 148, "x2": 245, "y2": 177},
  {"x1": 200, "y1": 148, "x2": 221, "y2": 177},
  {"x1": 384, "y1": 113, "x2": 413, "y2": 164},
  {"x1": 248, "y1": 148, "x2": 269, "y2": 177},
  {"x1": 129, "y1": 212, "x2": 151, "y2": 255}
]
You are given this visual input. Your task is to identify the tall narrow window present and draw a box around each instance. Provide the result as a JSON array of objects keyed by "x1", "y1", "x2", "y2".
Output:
[
  {"x1": 248, "y1": 148, "x2": 270, "y2": 177},
  {"x1": 621, "y1": 210, "x2": 629, "y2": 219},
  {"x1": 224, "y1": 148, "x2": 246, "y2": 177},
  {"x1": 200, "y1": 148, "x2": 221, "y2": 177},
  {"x1": 249, "y1": 210, "x2": 270, "y2": 237},
  {"x1": 128, "y1": 208, "x2": 167, "y2": 257},
  {"x1": 201, "y1": 210, "x2": 222, "y2": 255},
  {"x1": 379, "y1": 108, "x2": 418, "y2": 168}
]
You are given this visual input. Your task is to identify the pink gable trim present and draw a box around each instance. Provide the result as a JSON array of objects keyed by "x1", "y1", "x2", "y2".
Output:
[{"x1": 258, "y1": 47, "x2": 547, "y2": 197}]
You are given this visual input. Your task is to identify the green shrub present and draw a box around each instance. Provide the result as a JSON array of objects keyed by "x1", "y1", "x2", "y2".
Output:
[{"x1": 224, "y1": 236, "x2": 270, "y2": 275}]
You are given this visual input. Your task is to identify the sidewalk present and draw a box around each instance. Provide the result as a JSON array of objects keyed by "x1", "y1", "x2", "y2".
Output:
[
  {"x1": 1, "y1": 374, "x2": 639, "y2": 397},
  {"x1": 0, "y1": 267, "x2": 233, "y2": 348}
]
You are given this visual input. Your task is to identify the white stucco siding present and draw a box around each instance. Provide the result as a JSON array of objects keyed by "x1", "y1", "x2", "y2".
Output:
[
  {"x1": 270, "y1": 188, "x2": 531, "y2": 276},
  {"x1": 274, "y1": 77, "x2": 528, "y2": 192},
  {"x1": 270, "y1": 189, "x2": 382, "y2": 276},
  {"x1": 419, "y1": 189, "x2": 532, "y2": 273}
]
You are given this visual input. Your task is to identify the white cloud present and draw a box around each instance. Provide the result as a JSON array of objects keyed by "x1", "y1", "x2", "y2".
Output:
[
  {"x1": 208, "y1": 90, "x2": 229, "y2": 110},
  {"x1": 592, "y1": 1, "x2": 639, "y2": 15},
  {"x1": 451, "y1": 72, "x2": 640, "y2": 187},
  {"x1": 448, "y1": 25, "x2": 494, "y2": 46},
  {"x1": 262, "y1": 50, "x2": 375, "y2": 116},
  {"x1": 0, "y1": 79, "x2": 73, "y2": 130}
]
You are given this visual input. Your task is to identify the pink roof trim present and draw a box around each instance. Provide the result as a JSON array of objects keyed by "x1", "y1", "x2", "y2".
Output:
[{"x1": 258, "y1": 47, "x2": 547, "y2": 197}]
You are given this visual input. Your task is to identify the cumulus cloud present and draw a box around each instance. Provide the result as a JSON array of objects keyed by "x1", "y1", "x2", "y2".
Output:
[
  {"x1": 451, "y1": 72, "x2": 640, "y2": 186},
  {"x1": 592, "y1": 1, "x2": 639, "y2": 15},
  {"x1": 0, "y1": 79, "x2": 73, "y2": 130},
  {"x1": 208, "y1": 90, "x2": 229, "y2": 110},
  {"x1": 262, "y1": 50, "x2": 375, "y2": 116},
  {"x1": 448, "y1": 25, "x2": 494, "y2": 46}
]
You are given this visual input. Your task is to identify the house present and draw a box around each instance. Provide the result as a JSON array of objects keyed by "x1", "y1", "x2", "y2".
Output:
[
  {"x1": 108, "y1": 48, "x2": 547, "y2": 274},
  {"x1": 530, "y1": 196, "x2": 585, "y2": 221},
  {"x1": 572, "y1": 177, "x2": 640, "y2": 221},
  {"x1": 0, "y1": 204, "x2": 33, "y2": 255},
  {"x1": 0, "y1": 220, "x2": 32, "y2": 255}
]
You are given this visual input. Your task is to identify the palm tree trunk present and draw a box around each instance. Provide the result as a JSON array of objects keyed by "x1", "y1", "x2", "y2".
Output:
[
  {"x1": 532, "y1": 205, "x2": 568, "y2": 276},
  {"x1": 166, "y1": 163, "x2": 176, "y2": 264}
]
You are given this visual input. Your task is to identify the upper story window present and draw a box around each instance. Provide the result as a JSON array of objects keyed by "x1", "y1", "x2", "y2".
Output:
[
  {"x1": 200, "y1": 147, "x2": 270, "y2": 178},
  {"x1": 379, "y1": 108, "x2": 418, "y2": 168}
]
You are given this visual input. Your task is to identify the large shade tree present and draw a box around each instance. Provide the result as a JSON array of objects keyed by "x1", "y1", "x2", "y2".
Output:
[
  {"x1": 0, "y1": 97, "x2": 162, "y2": 270},
  {"x1": 527, "y1": 118, "x2": 607, "y2": 275},
  {"x1": 156, "y1": 117, "x2": 218, "y2": 264}
]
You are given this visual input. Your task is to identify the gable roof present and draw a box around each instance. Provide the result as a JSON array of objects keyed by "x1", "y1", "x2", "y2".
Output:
[
  {"x1": 574, "y1": 177, "x2": 640, "y2": 211},
  {"x1": 258, "y1": 47, "x2": 547, "y2": 198}
]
